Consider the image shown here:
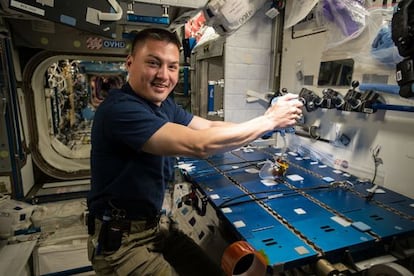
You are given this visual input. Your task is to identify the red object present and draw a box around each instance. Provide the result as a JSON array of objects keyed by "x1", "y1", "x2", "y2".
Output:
[{"x1": 185, "y1": 11, "x2": 206, "y2": 42}]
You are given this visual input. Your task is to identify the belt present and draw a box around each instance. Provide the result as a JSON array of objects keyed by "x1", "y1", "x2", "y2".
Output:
[
  {"x1": 129, "y1": 217, "x2": 160, "y2": 233},
  {"x1": 87, "y1": 213, "x2": 161, "y2": 235}
]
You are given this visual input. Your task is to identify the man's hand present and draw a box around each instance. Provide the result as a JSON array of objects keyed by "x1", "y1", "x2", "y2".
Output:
[{"x1": 264, "y1": 93, "x2": 303, "y2": 129}]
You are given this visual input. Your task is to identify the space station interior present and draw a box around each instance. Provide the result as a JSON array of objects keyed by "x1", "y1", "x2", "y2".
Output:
[{"x1": 0, "y1": 0, "x2": 414, "y2": 275}]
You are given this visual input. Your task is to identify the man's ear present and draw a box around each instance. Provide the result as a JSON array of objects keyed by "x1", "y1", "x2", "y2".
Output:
[{"x1": 125, "y1": 55, "x2": 132, "y2": 68}]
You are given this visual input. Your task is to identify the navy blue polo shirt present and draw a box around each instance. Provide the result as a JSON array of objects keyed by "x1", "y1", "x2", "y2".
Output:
[{"x1": 87, "y1": 83, "x2": 193, "y2": 219}]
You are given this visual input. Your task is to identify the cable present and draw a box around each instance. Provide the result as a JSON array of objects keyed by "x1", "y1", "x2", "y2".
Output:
[
  {"x1": 365, "y1": 145, "x2": 383, "y2": 201},
  {"x1": 219, "y1": 191, "x2": 299, "y2": 208},
  {"x1": 218, "y1": 184, "x2": 333, "y2": 208},
  {"x1": 184, "y1": 160, "x2": 260, "y2": 178},
  {"x1": 220, "y1": 161, "x2": 262, "y2": 173}
]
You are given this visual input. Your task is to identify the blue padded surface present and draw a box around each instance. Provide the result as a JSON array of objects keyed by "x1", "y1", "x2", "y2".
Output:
[
  {"x1": 180, "y1": 147, "x2": 414, "y2": 269},
  {"x1": 344, "y1": 205, "x2": 414, "y2": 238},
  {"x1": 207, "y1": 187, "x2": 318, "y2": 268}
]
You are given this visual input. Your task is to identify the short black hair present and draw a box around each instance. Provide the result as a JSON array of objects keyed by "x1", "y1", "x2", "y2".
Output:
[{"x1": 130, "y1": 28, "x2": 181, "y2": 55}]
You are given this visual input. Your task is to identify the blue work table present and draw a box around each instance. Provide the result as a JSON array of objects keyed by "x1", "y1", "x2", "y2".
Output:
[{"x1": 179, "y1": 147, "x2": 414, "y2": 270}]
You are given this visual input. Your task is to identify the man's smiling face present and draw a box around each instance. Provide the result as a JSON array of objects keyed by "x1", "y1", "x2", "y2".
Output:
[{"x1": 126, "y1": 38, "x2": 180, "y2": 106}]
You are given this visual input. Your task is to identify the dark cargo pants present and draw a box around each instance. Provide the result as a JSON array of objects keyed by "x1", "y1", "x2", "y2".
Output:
[{"x1": 88, "y1": 215, "x2": 225, "y2": 276}]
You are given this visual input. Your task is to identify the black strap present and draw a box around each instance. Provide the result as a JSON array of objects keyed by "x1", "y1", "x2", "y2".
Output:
[{"x1": 87, "y1": 213, "x2": 95, "y2": 235}]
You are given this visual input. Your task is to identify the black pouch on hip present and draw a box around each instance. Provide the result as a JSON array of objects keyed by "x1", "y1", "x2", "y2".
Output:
[{"x1": 98, "y1": 218, "x2": 130, "y2": 252}]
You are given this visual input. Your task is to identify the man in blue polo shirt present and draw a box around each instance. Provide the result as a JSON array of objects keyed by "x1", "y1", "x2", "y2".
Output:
[{"x1": 87, "y1": 28, "x2": 302, "y2": 276}]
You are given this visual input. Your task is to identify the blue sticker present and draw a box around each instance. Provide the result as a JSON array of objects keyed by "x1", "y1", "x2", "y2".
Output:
[{"x1": 60, "y1": 14, "x2": 76, "y2": 26}]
